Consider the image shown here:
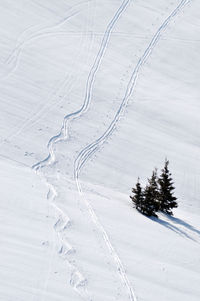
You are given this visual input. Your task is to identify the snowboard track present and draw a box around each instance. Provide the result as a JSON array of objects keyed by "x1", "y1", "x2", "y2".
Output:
[{"x1": 33, "y1": 0, "x2": 131, "y2": 300}]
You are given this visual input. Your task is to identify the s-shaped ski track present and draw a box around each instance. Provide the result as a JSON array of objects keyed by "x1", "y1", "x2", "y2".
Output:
[
  {"x1": 32, "y1": 0, "x2": 131, "y2": 299},
  {"x1": 74, "y1": 1, "x2": 191, "y2": 300}
]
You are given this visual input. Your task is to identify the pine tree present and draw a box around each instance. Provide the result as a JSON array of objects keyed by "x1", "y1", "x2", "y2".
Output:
[
  {"x1": 142, "y1": 169, "x2": 159, "y2": 217},
  {"x1": 130, "y1": 178, "x2": 144, "y2": 211},
  {"x1": 149, "y1": 168, "x2": 160, "y2": 211},
  {"x1": 158, "y1": 159, "x2": 178, "y2": 215}
]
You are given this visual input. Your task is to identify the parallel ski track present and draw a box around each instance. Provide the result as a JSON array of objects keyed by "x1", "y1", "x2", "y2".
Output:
[
  {"x1": 0, "y1": 2, "x2": 95, "y2": 147},
  {"x1": 33, "y1": 0, "x2": 131, "y2": 170},
  {"x1": 33, "y1": 0, "x2": 131, "y2": 300},
  {"x1": 75, "y1": 0, "x2": 191, "y2": 176},
  {"x1": 74, "y1": 1, "x2": 191, "y2": 301}
]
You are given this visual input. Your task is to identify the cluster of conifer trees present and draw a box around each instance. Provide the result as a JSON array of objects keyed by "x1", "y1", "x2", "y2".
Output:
[{"x1": 130, "y1": 159, "x2": 178, "y2": 218}]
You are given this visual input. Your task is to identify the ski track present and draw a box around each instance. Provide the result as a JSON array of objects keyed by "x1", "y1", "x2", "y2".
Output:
[
  {"x1": 27, "y1": 0, "x2": 97, "y2": 136},
  {"x1": 40, "y1": 3, "x2": 94, "y2": 300},
  {"x1": 33, "y1": 0, "x2": 131, "y2": 171},
  {"x1": 2, "y1": 10, "x2": 80, "y2": 81},
  {"x1": 39, "y1": 176, "x2": 91, "y2": 301},
  {"x1": 3, "y1": 0, "x2": 92, "y2": 74},
  {"x1": 35, "y1": 3, "x2": 93, "y2": 300},
  {"x1": 73, "y1": 1, "x2": 191, "y2": 300},
  {"x1": 32, "y1": 0, "x2": 192, "y2": 300},
  {"x1": 74, "y1": 0, "x2": 191, "y2": 177},
  {"x1": 2, "y1": 17, "x2": 87, "y2": 145},
  {"x1": 0, "y1": 1, "x2": 95, "y2": 147},
  {"x1": 32, "y1": 0, "x2": 131, "y2": 299}
]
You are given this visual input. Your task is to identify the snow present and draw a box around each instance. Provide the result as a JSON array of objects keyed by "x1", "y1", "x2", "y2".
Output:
[{"x1": 0, "y1": 0, "x2": 200, "y2": 300}]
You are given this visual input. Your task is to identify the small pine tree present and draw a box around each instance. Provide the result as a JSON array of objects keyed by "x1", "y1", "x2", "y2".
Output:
[
  {"x1": 149, "y1": 168, "x2": 160, "y2": 211},
  {"x1": 142, "y1": 169, "x2": 159, "y2": 217},
  {"x1": 158, "y1": 159, "x2": 178, "y2": 215},
  {"x1": 130, "y1": 178, "x2": 144, "y2": 211}
]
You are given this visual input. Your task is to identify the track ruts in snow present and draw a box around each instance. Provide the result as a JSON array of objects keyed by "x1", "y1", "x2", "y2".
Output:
[
  {"x1": 3, "y1": 1, "x2": 90, "y2": 145},
  {"x1": 0, "y1": 3, "x2": 90, "y2": 146},
  {"x1": 33, "y1": 0, "x2": 131, "y2": 170},
  {"x1": 74, "y1": 1, "x2": 191, "y2": 300},
  {"x1": 75, "y1": 0, "x2": 191, "y2": 176},
  {"x1": 32, "y1": 0, "x2": 131, "y2": 299},
  {"x1": 3, "y1": 1, "x2": 91, "y2": 79}
]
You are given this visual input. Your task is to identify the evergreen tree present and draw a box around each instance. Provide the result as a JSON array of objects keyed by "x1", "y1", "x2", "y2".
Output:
[
  {"x1": 158, "y1": 159, "x2": 178, "y2": 215},
  {"x1": 130, "y1": 178, "x2": 144, "y2": 211},
  {"x1": 149, "y1": 168, "x2": 160, "y2": 211},
  {"x1": 142, "y1": 169, "x2": 159, "y2": 217}
]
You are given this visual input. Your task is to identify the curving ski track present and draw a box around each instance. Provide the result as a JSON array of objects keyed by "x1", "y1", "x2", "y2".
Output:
[
  {"x1": 32, "y1": 0, "x2": 192, "y2": 300},
  {"x1": 33, "y1": 0, "x2": 131, "y2": 170},
  {"x1": 3, "y1": 0, "x2": 92, "y2": 78},
  {"x1": 74, "y1": 0, "x2": 191, "y2": 174},
  {"x1": 74, "y1": 0, "x2": 191, "y2": 300},
  {"x1": 2, "y1": 5, "x2": 90, "y2": 145},
  {"x1": 32, "y1": 0, "x2": 131, "y2": 299}
]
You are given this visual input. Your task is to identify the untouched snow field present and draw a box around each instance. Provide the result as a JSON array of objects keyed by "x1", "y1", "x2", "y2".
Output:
[{"x1": 0, "y1": 0, "x2": 200, "y2": 300}]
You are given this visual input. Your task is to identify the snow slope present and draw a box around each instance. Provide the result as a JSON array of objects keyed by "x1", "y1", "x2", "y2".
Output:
[{"x1": 0, "y1": 0, "x2": 200, "y2": 300}]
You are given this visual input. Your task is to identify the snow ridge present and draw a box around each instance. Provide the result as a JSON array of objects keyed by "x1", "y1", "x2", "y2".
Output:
[{"x1": 32, "y1": 0, "x2": 131, "y2": 299}]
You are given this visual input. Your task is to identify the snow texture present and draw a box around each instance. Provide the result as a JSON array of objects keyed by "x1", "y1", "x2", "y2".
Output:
[{"x1": 0, "y1": 1, "x2": 199, "y2": 301}]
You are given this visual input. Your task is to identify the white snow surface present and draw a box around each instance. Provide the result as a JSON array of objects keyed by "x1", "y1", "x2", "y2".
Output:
[{"x1": 0, "y1": 1, "x2": 200, "y2": 300}]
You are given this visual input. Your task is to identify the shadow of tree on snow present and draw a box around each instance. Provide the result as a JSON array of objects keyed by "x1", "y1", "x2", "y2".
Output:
[
  {"x1": 151, "y1": 214, "x2": 200, "y2": 243},
  {"x1": 166, "y1": 215, "x2": 200, "y2": 236}
]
